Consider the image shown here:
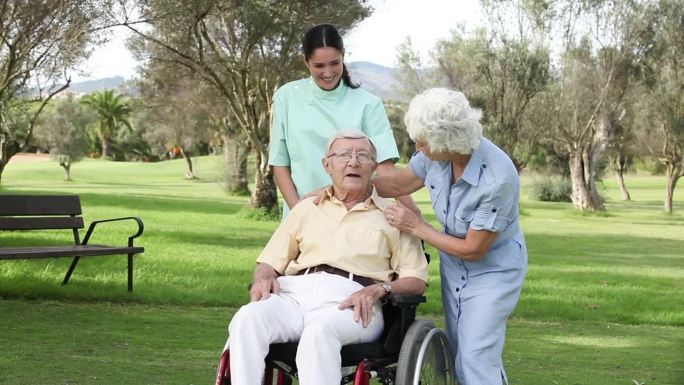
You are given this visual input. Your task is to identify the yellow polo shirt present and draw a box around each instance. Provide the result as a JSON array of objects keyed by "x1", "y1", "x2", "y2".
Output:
[{"x1": 256, "y1": 187, "x2": 428, "y2": 283}]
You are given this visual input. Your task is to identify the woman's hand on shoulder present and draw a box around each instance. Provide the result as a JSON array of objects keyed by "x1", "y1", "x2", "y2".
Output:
[
  {"x1": 384, "y1": 204, "x2": 431, "y2": 237},
  {"x1": 299, "y1": 186, "x2": 329, "y2": 205}
]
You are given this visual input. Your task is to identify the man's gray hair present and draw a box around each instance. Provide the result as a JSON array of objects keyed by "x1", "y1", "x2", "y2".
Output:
[
  {"x1": 404, "y1": 88, "x2": 483, "y2": 154},
  {"x1": 325, "y1": 129, "x2": 377, "y2": 159}
]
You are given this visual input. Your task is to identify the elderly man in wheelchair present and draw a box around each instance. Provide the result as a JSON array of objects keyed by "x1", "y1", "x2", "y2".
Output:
[{"x1": 217, "y1": 130, "x2": 452, "y2": 385}]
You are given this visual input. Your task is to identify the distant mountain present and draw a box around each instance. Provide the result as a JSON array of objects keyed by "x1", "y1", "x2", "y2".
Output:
[
  {"x1": 69, "y1": 76, "x2": 126, "y2": 93},
  {"x1": 347, "y1": 61, "x2": 403, "y2": 101},
  {"x1": 50, "y1": 62, "x2": 400, "y2": 100},
  {"x1": 37, "y1": 76, "x2": 138, "y2": 99}
]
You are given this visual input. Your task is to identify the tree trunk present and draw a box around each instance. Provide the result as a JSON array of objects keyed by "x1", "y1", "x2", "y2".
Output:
[
  {"x1": 60, "y1": 161, "x2": 72, "y2": 181},
  {"x1": 100, "y1": 136, "x2": 110, "y2": 159},
  {"x1": 569, "y1": 149, "x2": 605, "y2": 211},
  {"x1": 179, "y1": 147, "x2": 197, "y2": 179},
  {"x1": 251, "y1": 149, "x2": 279, "y2": 215},
  {"x1": 664, "y1": 163, "x2": 681, "y2": 214},
  {"x1": 221, "y1": 134, "x2": 250, "y2": 195},
  {"x1": 614, "y1": 169, "x2": 630, "y2": 201},
  {"x1": 0, "y1": 133, "x2": 20, "y2": 186},
  {"x1": 613, "y1": 152, "x2": 631, "y2": 201}
]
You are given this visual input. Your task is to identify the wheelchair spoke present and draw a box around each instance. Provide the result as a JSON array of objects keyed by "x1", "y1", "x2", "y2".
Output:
[
  {"x1": 394, "y1": 319, "x2": 454, "y2": 385},
  {"x1": 412, "y1": 328, "x2": 453, "y2": 385}
]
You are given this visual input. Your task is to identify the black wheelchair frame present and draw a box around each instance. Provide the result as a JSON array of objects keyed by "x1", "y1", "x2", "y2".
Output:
[{"x1": 215, "y1": 293, "x2": 454, "y2": 385}]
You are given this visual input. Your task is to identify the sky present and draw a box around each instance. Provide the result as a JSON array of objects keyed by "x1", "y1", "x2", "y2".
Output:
[{"x1": 70, "y1": 0, "x2": 483, "y2": 82}]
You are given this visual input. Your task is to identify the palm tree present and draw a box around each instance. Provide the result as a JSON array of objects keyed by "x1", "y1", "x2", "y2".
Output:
[{"x1": 81, "y1": 90, "x2": 132, "y2": 159}]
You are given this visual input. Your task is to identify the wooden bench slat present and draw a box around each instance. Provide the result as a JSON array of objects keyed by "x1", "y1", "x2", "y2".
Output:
[
  {"x1": 0, "y1": 217, "x2": 85, "y2": 230},
  {"x1": 0, "y1": 245, "x2": 145, "y2": 259},
  {"x1": 0, "y1": 195, "x2": 82, "y2": 215}
]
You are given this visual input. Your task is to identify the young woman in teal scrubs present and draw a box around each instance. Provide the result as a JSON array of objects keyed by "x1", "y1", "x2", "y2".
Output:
[{"x1": 268, "y1": 23, "x2": 418, "y2": 217}]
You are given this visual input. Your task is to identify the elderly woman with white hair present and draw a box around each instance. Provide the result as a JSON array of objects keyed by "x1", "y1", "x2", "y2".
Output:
[{"x1": 372, "y1": 88, "x2": 528, "y2": 385}]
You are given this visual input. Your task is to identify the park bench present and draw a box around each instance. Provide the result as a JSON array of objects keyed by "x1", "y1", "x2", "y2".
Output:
[{"x1": 0, "y1": 195, "x2": 144, "y2": 291}]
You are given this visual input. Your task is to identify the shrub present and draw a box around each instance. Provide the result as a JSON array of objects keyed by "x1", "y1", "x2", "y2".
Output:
[{"x1": 529, "y1": 176, "x2": 572, "y2": 202}]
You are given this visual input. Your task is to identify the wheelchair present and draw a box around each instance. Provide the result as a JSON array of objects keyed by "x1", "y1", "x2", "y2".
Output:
[{"x1": 215, "y1": 292, "x2": 454, "y2": 385}]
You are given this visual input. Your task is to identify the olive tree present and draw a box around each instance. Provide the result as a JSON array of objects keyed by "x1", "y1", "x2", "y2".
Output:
[
  {"x1": 34, "y1": 95, "x2": 95, "y2": 180},
  {"x1": 0, "y1": 0, "x2": 105, "y2": 184},
  {"x1": 119, "y1": 0, "x2": 370, "y2": 214}
]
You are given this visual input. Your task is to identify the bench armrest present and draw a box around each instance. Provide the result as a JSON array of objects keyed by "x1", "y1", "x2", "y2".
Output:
[{"x1": 82, "y1": 217, "x2": 145, "y2": 247}]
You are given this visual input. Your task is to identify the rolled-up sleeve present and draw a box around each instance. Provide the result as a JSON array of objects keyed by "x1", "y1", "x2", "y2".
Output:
[
  {"x1": 268, "y1": 92, "x2": 290, "y2": 166},
  {"x1": 390, "y1": 231, "x2": 429, "y2": 282},
  {"x1": 256, "y1": 205, "x2": 302, "y2": 273},
  {"x1": 470, "y1": 182, "x2": 516, "y2": 233},
  {"x1": 362, "y1": 99, "x2": 399, "y2": 163},
  {"x1": 408, "y1": 151, "x2": 428, "y2": 181}
]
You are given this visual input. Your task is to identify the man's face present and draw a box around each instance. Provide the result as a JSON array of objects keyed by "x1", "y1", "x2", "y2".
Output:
[{"x1": 323, "y1": 137, "x2": 377, "y2": 194}]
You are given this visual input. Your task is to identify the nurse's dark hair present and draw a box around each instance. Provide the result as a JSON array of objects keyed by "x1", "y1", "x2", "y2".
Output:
[{"x1": 302, "y1": 23, "x2": 359, "y2": 89}]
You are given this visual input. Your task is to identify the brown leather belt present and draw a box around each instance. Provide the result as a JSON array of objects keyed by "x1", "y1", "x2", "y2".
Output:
[{"x1": 297, "y1": 264, "x2": 377, "y2": 287}]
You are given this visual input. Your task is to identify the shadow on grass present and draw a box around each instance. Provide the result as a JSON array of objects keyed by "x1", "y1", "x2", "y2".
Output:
[
  {"x1": 0, "y1": 264, "x2": 256, "y2": 307},
  {"x1": 152, "y1": 228, "x2": 273, "y2": 248},
  {"x1": 525, "y1": 232, "x2": 684, "y2": 268}
]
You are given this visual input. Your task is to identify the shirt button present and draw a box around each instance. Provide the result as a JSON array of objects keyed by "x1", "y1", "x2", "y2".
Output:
[
  {"x1": 455, "y1": 288, "x2": 460, "y2": 292},
  {"x1": 492, "y1": 208, "x2": 497, "y2": 213},
  {"x1": 482, "y1": 164, "x2": 487, "y2": 169},
  {"x1": 443, "y1": 209, "x2": 446, "y2": 214},
  {"x1": 430, "y1": 185, "x2": 435, "y2": 189},
  {"x1": 461, "y1": 276, "x2": 465, "y2": 280}
]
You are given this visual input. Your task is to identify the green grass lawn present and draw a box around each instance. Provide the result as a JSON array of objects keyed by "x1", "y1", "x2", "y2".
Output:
[{"x1": 1, "y1": 156, "x2": 683, "y2": 384}]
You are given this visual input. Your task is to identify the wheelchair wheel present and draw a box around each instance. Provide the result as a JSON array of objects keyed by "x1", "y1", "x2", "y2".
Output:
[{"x1": 395, "y1": 319, "x2": 454, "y2": 385}]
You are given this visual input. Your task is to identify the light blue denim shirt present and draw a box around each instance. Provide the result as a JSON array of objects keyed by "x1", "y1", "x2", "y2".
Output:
[
  {"x1": 409, "y1": 137, "x2": 526, "y2": 275},
  {"x1": 409, "y1": 138, "x2": 527, "y2": 385},
  {"x1": 409, "y1": 137, "x2": 527, "y2": 384}
]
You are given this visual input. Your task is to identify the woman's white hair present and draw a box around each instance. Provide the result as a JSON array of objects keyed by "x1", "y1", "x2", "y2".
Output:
[{"x1": 404, "y1": 88, "x2": 483, "y2": 154}]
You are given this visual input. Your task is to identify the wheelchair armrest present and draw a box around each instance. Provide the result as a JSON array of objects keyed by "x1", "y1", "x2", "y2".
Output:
[{"x1": 390, "y1": 294, "x2": 426, "y2": 306}]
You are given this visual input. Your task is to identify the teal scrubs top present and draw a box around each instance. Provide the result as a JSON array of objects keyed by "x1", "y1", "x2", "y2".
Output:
[{"x1": 269, "y1": 77, "x2": 399, "y2": 216}]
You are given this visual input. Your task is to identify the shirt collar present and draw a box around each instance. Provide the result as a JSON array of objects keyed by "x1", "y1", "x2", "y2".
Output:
[
  {"x1": 319, "y1": 185, "x2": 389, "y2": 211},
  {"x1": 460, "y1": 139, "x2": 485, "y2": 187},
  {"x1": 307, "y1": 77, "x2": 346, "y2": 100}
]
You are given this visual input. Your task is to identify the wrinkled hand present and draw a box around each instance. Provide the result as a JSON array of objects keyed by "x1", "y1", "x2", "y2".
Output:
[
  {"x1": 384, "y1": 204, "x2": 427, "y2": 235},
  {"x1": 338, "y1": 284, "x2": 385, "y2": 327},
  {"x1": 250, "y1": 275, "x2": 280, "y2": 302}
]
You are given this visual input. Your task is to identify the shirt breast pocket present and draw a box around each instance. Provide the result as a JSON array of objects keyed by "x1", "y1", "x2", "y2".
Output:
[
  {"x1": 452, "y1": 209, "x2": 474, "y2": 236},
  {"x1": 339, "y1": 227, "x2": 389, "y2": 260}
]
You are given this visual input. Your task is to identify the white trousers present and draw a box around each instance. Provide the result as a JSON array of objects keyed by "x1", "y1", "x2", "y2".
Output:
[{"x1": 225, "y1": 272, "x2": 384, "y2": 385}]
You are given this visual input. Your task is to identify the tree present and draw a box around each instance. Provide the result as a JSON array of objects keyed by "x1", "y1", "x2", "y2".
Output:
[
  {"x1": 396, "y1": 2, "x2": 550, "y2": 171},
  {"x1": 0, "y1": 0, "x2": 105, "y2": 184},
  {"x1": 384, "y1": 100, "x2": 413, "y2": 162},
  {"x1": 34, "y1": 95, "x2": 95, "y2": 180},
  {"x1": 537, "y1": 0, "x2": 653, "y2": 211},
  {"x1": 81, "y1": 90, "x2": 133, "y2": 159},
  {"x1": 120, "y1": 0, "x2": 370, "y2": 214},
  {"x1": 640, "y1": 0, "x2": 684, "y2": 213},
  {"x1": 394, "y1": 37, "x2": 432, "y2": 101},
  {"x1": 434, "y1": 29, "x2": 549, "y2": 170},
  {"x1": 135, "y1": 59, "x2": 216, "y2": 178},
  {"x1": 132, "y1": 42, "x2": 249, "y2": 189}
]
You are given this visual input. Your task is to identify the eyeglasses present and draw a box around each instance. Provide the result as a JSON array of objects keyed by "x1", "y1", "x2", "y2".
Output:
[{"x1": 326, "y1": 150, "x2": 376, "y2": 165}]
